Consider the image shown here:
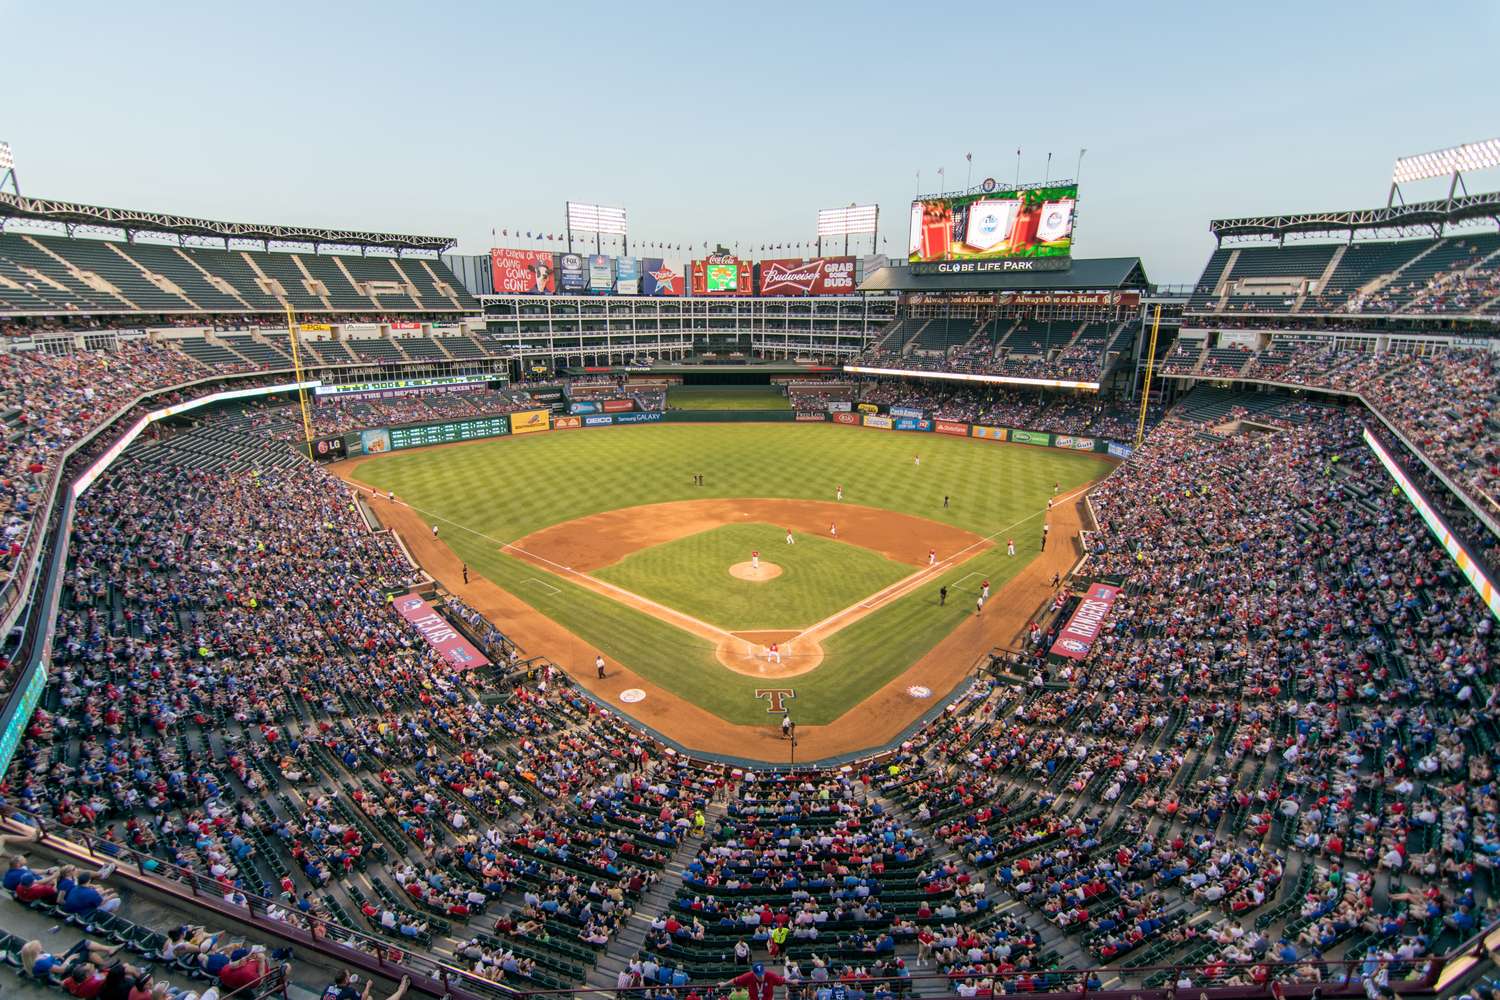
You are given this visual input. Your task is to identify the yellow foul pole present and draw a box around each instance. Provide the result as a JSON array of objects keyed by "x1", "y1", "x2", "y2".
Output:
[
  {"x1": 282, "y1": 303, "x2": 315, "y2": 455},
  {"x1": 1135, "y1": 304, "x2": 1162, "y2": 449}
]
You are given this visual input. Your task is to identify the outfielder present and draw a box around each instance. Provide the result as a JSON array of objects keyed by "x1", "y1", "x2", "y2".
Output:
[
  {"x1": 785, "y1": 529, "x2": 795, "y2": 545},
  {"x1": 767, "y1": 643, "x2": 782, "y2": 664},
  {"x1": 914, "y1": 454, "x2": 921, "y2": 466},
  {"x1": 836, "y1": 485, "x2": 843, "y2": 501},
  {"x1": 751, "y1": 550, "x2": 760, "y2": 571},
  {"x1": 1007, "y1": 539, "x2": 1016, "y2": 556}
]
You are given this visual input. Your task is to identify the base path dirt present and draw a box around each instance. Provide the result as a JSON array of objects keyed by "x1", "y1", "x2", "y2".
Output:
[
  {"x1": 510, "y1": 498, "x2": 987, "y2": 571},
  {"x1": 336, "y1": 468, "x2": 1094, "y2": 764}
]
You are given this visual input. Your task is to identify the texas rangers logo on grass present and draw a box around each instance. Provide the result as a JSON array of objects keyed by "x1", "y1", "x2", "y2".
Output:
[
  {"x1": 755, "y1": 688, "x2": 796, "y2": 714},
  {"x1": 906, "y1": 685, "x2": 932, "y2": 699}
]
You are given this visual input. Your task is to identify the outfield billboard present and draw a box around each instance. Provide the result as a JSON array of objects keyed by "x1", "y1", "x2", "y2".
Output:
[
  {"x1": 863, "y1": 414, "x2": 894, "y2": 429},
  {"x1": 971, "y1": 425, "x2": 1007, "y2": 441},
  {"x1": 1009, "y1": 429, "x2": 1052, "y2": 447},
  {"x1": 640, "y1": 258, "x2": 683, "y2": 296},
  {"x1": 757, "y1": 256, "x2": 857, "y2": 296},
  {"x1": 587, "y1": 254, "x2": 615, "y2": 294},
  {"x1": 908, "y1": 183, "x2": 1077, "y2": 274},
  {"x1": 893, "y1": 417, "x2": 932, "y2": 432},
  {"x1": 509, "y1": 409, "x2": 551, "y2": 435},
  {"x1": 554, "y1": 415, "x2": 583, "y2": 429},
  {"x1": 833, "y1": 412, "x2": 859, "y2": 425},
  {"x1": 559, "y1": 253, "x2": 588, "y2": 293},
  {"x1": 615, "y1": 256, "x2": 641, "y2": 295},
  {"x1": 935, "y1": 420, "x2": 970, "y2": 437},
  {"x1": 490, "y1": 248, "x2": 557, "y2": 294}
]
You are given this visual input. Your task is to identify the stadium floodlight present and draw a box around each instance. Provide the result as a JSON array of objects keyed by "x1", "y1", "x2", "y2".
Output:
[
  {"x1": 566, "y1": 201, "x2": 628, "y2": 236},
  {"x1": 1392, "y1": 139, "x2": 1500, "y2": 185},
  {"x1": 817, "y1": 204, "x2": 879, "y2": 237},
  {"x1": 0, "y1": 142, "x2": 13, "y2": 172}
]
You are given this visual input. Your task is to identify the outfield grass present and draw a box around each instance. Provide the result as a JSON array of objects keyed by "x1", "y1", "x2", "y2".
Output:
[
  {"x1": 351, "y1": 424, "x2": 1107, "y2": 725},
  {"x1": 667, "y1": 385, "x2": 790, "y2": 410},
  {"x1": 592, "y1": 523, "x2": 912, "y2": 630}
]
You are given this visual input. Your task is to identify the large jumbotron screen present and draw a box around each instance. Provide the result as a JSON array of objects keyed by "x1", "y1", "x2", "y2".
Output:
[{"x1": 908, "y1": 183, "x2": 1077, "y2": 266}]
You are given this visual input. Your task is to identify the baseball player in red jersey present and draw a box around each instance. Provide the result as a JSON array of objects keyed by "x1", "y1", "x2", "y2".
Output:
[{"x1": 767, "y1": 643, "x2": 781, "y2": 664}]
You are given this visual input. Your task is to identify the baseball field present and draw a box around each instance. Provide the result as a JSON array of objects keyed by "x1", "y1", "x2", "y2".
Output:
[
  {"x1": 666, "y1": 385, "x2": 790, "y2": 409},
  {"x1": 341, "y1": 422, "x2": 1111, "y2": 757}
]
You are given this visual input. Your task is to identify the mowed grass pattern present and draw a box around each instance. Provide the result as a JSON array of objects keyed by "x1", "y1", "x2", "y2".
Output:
[
  {"x1": 592, "y1": 523, "x2": 912, "y2": 630},
  {"x1": 351, "y1": 424, "x2": 1108, "y2": 725},
  {"x1": 667, "y1": 385, "x2": 790, "y2": 410}
]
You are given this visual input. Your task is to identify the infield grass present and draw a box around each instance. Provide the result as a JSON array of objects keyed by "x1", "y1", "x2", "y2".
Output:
[
  {"x1": 667, "y1": 385, "x2": 790, "y2": 410},
  {"x1": 350, "y1": 424, "x2": 1108, "y2": 726},
  {"x1": 592, "y1": 523, "x2": 912, "y2": 630}
]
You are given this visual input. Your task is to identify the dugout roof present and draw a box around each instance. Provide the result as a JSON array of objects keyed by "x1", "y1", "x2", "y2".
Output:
[{"x1": 859, "y1": 257, "x2": 1149, "y2": 293}]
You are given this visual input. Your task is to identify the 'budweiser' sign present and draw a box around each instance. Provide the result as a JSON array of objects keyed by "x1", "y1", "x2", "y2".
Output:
[{"x1": 759, "y1": 257, "x2": 856, "y2": 296}]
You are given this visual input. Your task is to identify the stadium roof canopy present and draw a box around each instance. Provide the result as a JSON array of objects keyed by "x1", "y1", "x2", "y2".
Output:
[
  {"x1": 1209, "y1": 190, "x2": 1500, "y2": 243},
  {"x1": 859, "y1": 257, "x2": 1149, "y2": 293},
  {"x1": 0, "y1": 192, "x2": 456, "y2": 251}
]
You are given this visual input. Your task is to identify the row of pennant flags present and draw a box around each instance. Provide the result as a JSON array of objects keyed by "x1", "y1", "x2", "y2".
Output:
[{"x1": 490, "y1": 228, "x2": 889, "y2": 254}]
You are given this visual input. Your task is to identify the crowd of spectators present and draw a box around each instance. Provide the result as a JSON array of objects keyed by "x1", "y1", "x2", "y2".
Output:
[{"x1": 852, "y1": 380, "x2": 1153, "y2": 441}]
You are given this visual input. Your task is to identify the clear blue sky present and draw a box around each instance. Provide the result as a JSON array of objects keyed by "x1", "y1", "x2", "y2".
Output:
[{"x1": 4, "y1": 0, "x2": 1497, "y2": 282}]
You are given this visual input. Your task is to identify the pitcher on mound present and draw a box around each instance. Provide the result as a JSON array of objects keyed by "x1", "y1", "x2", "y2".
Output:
[{"x1": 751, "y1": 550, "x2": 760, "y2": 571}]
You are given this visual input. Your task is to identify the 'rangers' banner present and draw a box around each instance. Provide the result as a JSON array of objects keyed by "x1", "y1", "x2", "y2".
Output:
[
  {"x1": 757, "y1": 256, "x2": 856, "y2": 296},
  {"x1": 394, "y1": 592, "x2": 490, "y2": 670},
  {"x1": 491, "y1": 249, "x2": 557, "y2": 294},
  {"x1": 639, "y1": 258, "x2": 682, "y2": 296},
  {"x1": 1049, "y1": 583, "x2": 1120, "y2": 661}
]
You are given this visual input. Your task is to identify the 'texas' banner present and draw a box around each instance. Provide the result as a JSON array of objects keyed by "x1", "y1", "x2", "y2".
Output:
[
  {"x1": 1049, "y1": 584, "x2": 1120, "y2": 661},
  {"x1": 758, "y1": 257, "x2": 856, "y2": 296},
  {"x1": 394, "y1": 592, "x2": 489, "y2": 670}
]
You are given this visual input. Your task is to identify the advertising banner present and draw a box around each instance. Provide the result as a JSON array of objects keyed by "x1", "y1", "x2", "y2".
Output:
[
  {"x1": 613, "y1": 411, "x2": 663, "y2": 424},
  {"x1": 360, "y1": 428, "x2": 392, "y2": 454},
  {"x1": 827, "y1": 401, "x2": 853, "y2": 413},
  {"x1": 559, "y1": 253, "x2": 588, "y2": 293},
  {"x1": 615, "y1": 256, "x2": 641, "y2": 295},
  {"x1": 299, "y1": 322, "x2": 332, "y2": 333},
  {"x1": 587, "y1": 254, "x2": 614, "y2": 294},
  {"x1": 602, "y1": 398, "x2": 635, "y2": 413},
  {"x1": 569, "y1": 401, "x2": 600, "y2": 415},
  {"x1": 639, "y1": 258, "x2": 682, "y2": 296},
  {"x1": 833, "y1": 412, "x2": 859, "y2": 425},
  {"x1": 311, "y1": 436, "x2": 347, "y2": 461},
  {"x1": 795, "y1": 413, "x2": 827, "y2": 422},
  {"x1": 690, "y1": 254, "x2": 752, "y2": 296},
  {"x1": 342, "y1": 323, "x2": 380, "y2": 337},
  {"x1": 584, "y1": 414, "x2": 615, "y2": 426},
  {"x1": 857, "y1": 402, "x2": 879, "y2": 414},
  {"x1": 390, "y1": 321, "x2": 422, "y2": 331},
  {"x1": 509, "y1": 409, "x2": 551, "y2": 435},
  {"x1": 1010, "y1": 429, "x2": 1052, "y2": 447},
  {"x1": 490, "y1": 248, "x2": 558, "y2": 294},
  {"x1": 909, "y1": 183, "x2": 1077, "y2": 266},
  {"x1": 971, "y1": 425, "x2": 1007, "y2": 441},
  {"x1": 893, "y1": 417, "x2": 933, "y2": 432},
  {"x1": 1049, "y1": 583, "x2": 1120, "y2": 661},
  {"x1": 1107, "y1": 442, "x2": 1134, "y2": 459},
  {"x1": 394, "y1": 592, "x2": 490, "y2": 670},
  {"x1": 757, "y1": 256, "x2": 857, "y2": 296},
  {"x1": 997, "y1": 291, "x2": 1141, "y2": 309},
  {"x1": 554, "y1": 415, "x2": 583, "y2": 429},
  {"x1": 863, "y1": 414, "x2": 894, "y2": 430},
  {"x1": 1054, "y1": 435, "x2": 1096, "y2": 450},
  {"x1": 890, "y1": 406, "x2": 925, "y2": 420},
  {"x1": 935, "y1": 420, "x2": 970, "y2": 437}
]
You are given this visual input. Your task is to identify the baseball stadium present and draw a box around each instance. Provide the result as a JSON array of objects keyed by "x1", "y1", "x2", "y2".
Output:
[{"x1": 0, "y1": 11, "x2": 1498, "y2": 1000}]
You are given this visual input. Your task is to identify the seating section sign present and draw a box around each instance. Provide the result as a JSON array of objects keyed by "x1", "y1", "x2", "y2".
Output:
[
  {"x1": 1049, "y1": 584, "x2": 1120, "y2": 661},
  {"x1": 394, "y1": 593, "x2": 489, "y2": 670}
]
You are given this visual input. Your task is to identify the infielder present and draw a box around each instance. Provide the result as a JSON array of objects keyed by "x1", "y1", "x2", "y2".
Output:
[
  {"x1": 981, "y1": 579, "x2": 990, "y2": 600},
  {"x1": 785, "y1": 529, "x2": 794, "y2": 545},
  {"x1": 830, "y1": 523, "x2": 837, "y2": 538},
  {"x1": 751, "y1": 550, "x2": 760, "y2": 571},
  {"x1": 928, "y1": 548, "x2": 936, "y2": 566},
  {"x1": 975, "y1": 594, "x2": 985, "y2": 615},
  {"x1": 767, "y1": 643, "x2": 782, "y2": 663},
  {"x1": 1007, "y1": 539, "x2": 1016, "y2": 556}
]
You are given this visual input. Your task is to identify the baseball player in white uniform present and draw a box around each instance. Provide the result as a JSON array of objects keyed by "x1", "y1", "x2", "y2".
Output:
[
  {"x1": 785, "y1": 529, "x2": 794, "y2": 545},
  {"x1": 830, "y1": 523, "x2": 837, "y2": 538},
  {"x1": 836, "y1": 485, "x2": 843, "y2": 501},
  {"x1": 767, "y1": 643, "x2": 782, "y2": 663},
  {"x1": 914, "y1": 454, "x2": 921, "y2": 467},
  {"x1": 751, "y1": 550, "x2": 760, "y2": 571},
  {"x1": 928, "y1": 548, "x2": 936, "y2": 566},
  {"x1": 1007, "y1": 539, "x2": 1016, "y2": 556}
]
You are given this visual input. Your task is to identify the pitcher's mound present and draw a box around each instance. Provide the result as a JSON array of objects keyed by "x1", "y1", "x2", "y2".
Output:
[{"x1": 729, "y1": 561, "x2": 782, "y2": 581}]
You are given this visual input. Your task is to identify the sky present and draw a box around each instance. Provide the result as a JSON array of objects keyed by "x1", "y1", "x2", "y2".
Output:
[{"x1": 3, "y1": 0, "x2": 1497, "y2": 283}]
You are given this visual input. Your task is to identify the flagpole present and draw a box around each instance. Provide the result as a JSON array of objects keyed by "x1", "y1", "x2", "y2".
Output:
[
  {"x1": 965, "y1": 154, "x2": 972, "y2": 194},
  {"x1": 1045, "y1": 152, "x2": 1052, "y2": 184},
  {"x1": 1014, "y1": 148, "x2": 1021, "y2": 189},
  {"x1": 1076, "y1": 148, "x2": 1087, "y2": 186}
]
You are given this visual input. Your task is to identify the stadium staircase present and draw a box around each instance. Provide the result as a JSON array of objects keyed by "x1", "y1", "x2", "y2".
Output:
[{"x1": 1298, "y1": 244, "x2": 1347, "y2": 312}]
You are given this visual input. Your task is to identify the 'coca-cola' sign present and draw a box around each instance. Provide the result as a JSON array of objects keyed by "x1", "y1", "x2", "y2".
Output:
[{"x1": 758, "y1": 257, "x2": 856, "y2": 296}]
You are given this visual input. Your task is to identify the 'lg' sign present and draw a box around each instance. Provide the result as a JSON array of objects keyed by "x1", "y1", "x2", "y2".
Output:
[{"x1": 755, "y1": 689, "x2": 796, "y2": 714}]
